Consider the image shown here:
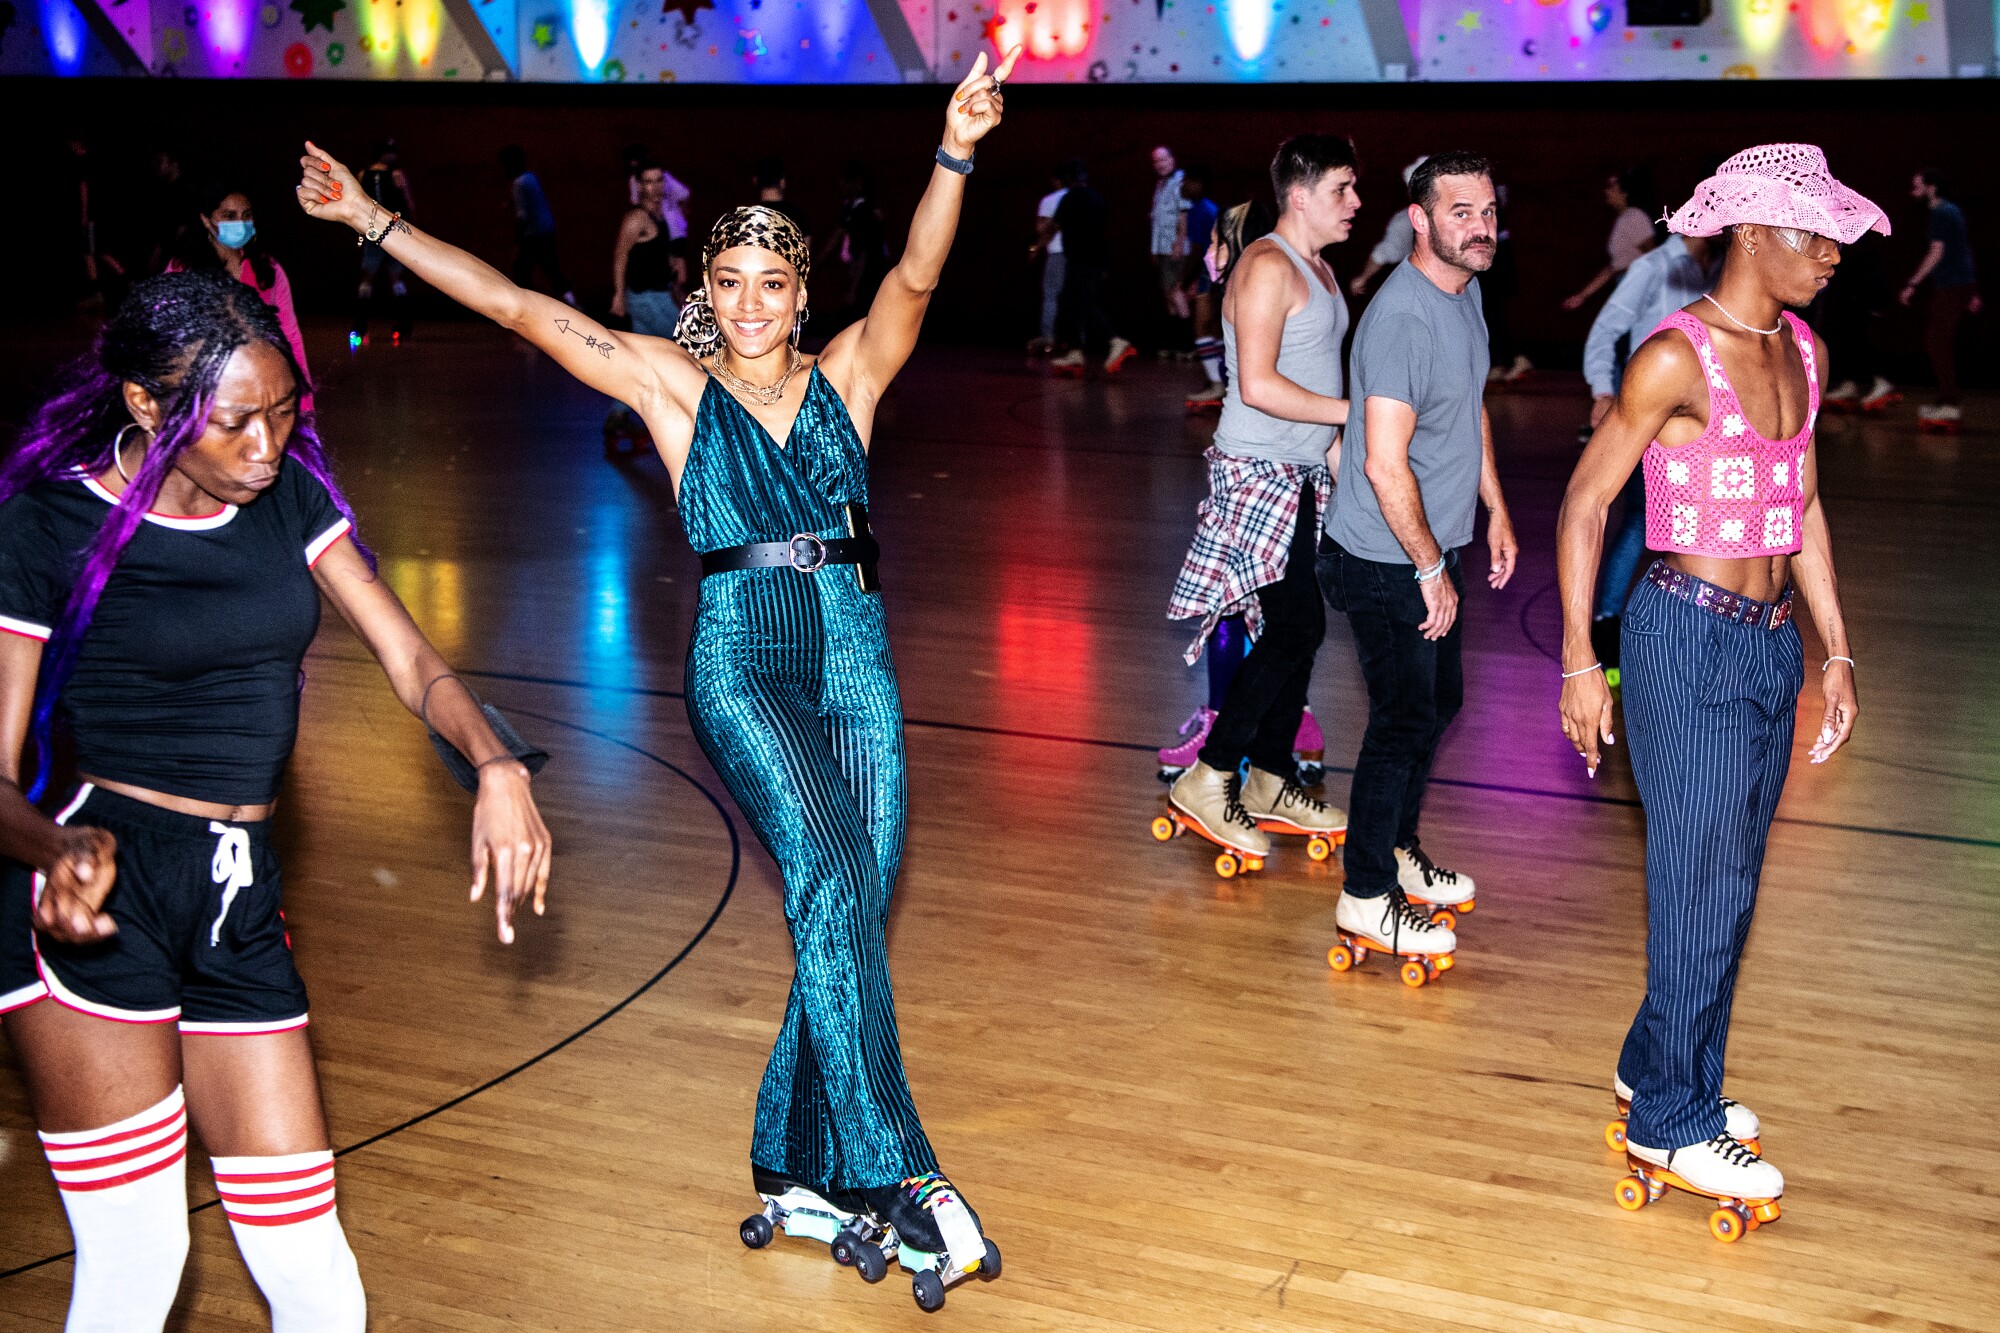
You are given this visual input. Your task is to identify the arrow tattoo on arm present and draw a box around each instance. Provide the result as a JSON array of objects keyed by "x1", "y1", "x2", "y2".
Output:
[{"x1": 554, "y1": 318, "x2": 616, "y2": 358}]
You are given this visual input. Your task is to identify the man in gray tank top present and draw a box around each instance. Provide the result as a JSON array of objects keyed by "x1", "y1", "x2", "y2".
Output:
[
  {"x1": 1165, "y1": 135, "x2": 1360, "y2": 862},
  {"x1": 1319, "y1": 151, "x2": 1519, "y2": 965}
]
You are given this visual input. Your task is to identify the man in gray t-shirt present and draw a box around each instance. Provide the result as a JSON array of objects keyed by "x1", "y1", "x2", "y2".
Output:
[{"x1": 1318, "y1": 151, "x2": 1518, "y2": 958}]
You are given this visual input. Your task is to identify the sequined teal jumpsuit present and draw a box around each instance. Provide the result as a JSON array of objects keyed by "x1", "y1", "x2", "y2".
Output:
[{"x1": 678, "y1": 367, "x2": 939, "y2": 1192}]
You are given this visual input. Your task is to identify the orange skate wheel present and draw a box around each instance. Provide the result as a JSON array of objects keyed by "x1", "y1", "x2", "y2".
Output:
[
  {"x1": 1434, "y1": 953, "x2": 1454, "y2": 972},
  {"x1": 1150, "y1": 816, "x2": 1175, "y2": 842},
  {"x1": 1334, "y1": 830, "x2": 1347, "y2": 846},
  {"x1": 1751, "y1": 1201, "x2": 1781, "y2": 1224},
  {"x1": 1327, "y1": 943, "x2": 1354, "y2": 972},
  {"x1": 1459, "y1": 898, "x2": 1475, "y2": 914},
  {"x1": 1307, "y1": 836, "x2": 1331, "y2": 862},
  {"x1": 1708, "y1": 1207, "x2": 1746, "y2": 1243},
  {"x1": 1399, "y1": 959, "x2": 1427, "y2": 988},
  {"x1": 1215, "y1": 852, "x2": 1239, "y2": 879},
  {"x1": 1430, "y1": 908, "x2": 1457, "y2": 931},
  {"x1": 1605, "y1": 1119, "x2": 1628, "y2": 1152},
  {"x1": 1614, "y1": 1177, "x2": 1648, "y2": 1211}
]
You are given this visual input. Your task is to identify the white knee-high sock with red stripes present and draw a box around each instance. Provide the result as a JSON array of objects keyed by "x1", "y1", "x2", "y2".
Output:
[
  {"x1": 211, "y1": 1151, "x2": 364, "y2": 1332},
  {"x1": 38, "y1": 1087, "x2": 191, "y2": 1332}
]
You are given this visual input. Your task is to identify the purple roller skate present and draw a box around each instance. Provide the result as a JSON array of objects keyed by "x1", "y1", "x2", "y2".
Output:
[
  {"x1": 1156, "y1": 707, "x2": 1216, "y2": 783},
  {"x1": 1294, "y1": 706, "x2": 1326, "y2": 788}
]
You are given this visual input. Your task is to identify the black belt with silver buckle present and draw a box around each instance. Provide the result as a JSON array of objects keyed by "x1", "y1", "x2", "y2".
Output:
[{"x1": 700, "y1": 532, "x2": 880, "y2": 578}]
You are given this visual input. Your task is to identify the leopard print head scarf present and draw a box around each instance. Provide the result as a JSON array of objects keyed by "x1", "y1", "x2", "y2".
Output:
[{"x1": 673, "y1": 206, "x2": 812, "y2": 356}]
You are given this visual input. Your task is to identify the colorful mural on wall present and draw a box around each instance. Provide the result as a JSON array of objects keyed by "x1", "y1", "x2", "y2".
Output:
[
  {"x1": 1415, "y1": 0, "x2": 1947, "y2": 80},
  {"x1": 0, "y1": 0, "x2": 1961, "y2": 80}
]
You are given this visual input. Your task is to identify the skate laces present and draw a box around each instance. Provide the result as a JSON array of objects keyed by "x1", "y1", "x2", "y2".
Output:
[
  {"x1": 1404, "y1": 841, "x2": 1457, "y2": 887},
  {"x1": 1222, "y1": 775, "x2": 1259, "y2": 831},
  {"x1": 1704, "y1": 1133, "x2": 1762, "y2": 1167},
  {"x1": 901, "y1": 1173, "x2": 960, "y2": 1212},
  {"x1": 1278, "y1": 781, "x2": 1326, "y2": 815},
  {"x1": 1174, "y1": 707, "x2": 1212, "y2": 739},
  {"x1": 1380, "y1": 887, "x2": 1437, "y2": 953}
]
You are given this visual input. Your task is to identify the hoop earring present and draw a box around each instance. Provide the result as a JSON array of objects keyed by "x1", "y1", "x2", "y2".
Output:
[
  {"x1": 791, "y1": 310, "x2": 806, "y2": 348},
  {"x1": 112, "y1": 422, "x2": 151, "y2": 485}
]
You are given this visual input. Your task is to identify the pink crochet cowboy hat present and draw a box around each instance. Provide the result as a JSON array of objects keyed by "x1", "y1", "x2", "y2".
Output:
[{"x1": 1666, "y1": 144, "x2": 1890, "y2": 245}]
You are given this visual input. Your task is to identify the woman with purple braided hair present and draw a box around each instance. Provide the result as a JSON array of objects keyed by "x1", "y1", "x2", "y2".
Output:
[{"x1": 0, "y1": 269, "x2": 551, "y2": 1329}]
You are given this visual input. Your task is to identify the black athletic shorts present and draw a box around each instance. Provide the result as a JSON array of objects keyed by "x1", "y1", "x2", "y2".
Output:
[{"x1": 0, "y1": 784, "x2": 309, "y2": 1033}]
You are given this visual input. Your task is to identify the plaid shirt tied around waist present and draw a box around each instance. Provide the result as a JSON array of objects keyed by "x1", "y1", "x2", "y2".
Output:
[{"x1": 1167, "y1": 448, "x2": 1332, "y2": 665}]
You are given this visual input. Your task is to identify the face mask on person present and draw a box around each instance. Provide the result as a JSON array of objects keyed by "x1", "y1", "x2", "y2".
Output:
[{"x1": 215, "y1": 220, "x2": 255, "y2": 250}]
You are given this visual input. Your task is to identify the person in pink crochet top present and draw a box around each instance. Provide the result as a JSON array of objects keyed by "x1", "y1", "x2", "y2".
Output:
[{"x1": 1552, "y1": 145, "x2": 1886, "y2": 1215}]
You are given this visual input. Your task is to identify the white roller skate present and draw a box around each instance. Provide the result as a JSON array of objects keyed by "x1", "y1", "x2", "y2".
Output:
[
  {"x1": 1617, "y1": 1133, "x2": 1783, "y2": 1243},
  {"x1": 1606, "y1": 1074, "x2": 1761, "y2": 1152},
  {"x1": 739, "y1": 1167, "x2": 898, "y2": 1283},
  {"x1": 862, "y1": 1173, "x2": 1001, "y2": 1312},
  {"x1": 1395, "y1": 840, "x2": 1476, "y2": 929},
  {"x1": 1327, "y1": 887, "x2": 1457, "y2": 987}
]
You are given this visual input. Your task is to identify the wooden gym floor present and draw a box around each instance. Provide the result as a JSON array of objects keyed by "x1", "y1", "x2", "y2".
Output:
[{"x1": 0, "y1": 324, "x2": 1994, "y2": 1331}]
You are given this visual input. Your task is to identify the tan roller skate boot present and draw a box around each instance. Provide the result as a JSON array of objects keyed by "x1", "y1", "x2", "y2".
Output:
[
  {"x1": 1240, "y1": 766, "x2": 1347, "y2": 864},
  {"x1": 1168, "y1": 761, "x2": 1269, "y2": 858}
]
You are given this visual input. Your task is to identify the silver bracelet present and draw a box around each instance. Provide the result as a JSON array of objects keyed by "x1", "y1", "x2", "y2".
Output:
[
  {"x1": 1821, "y1": 655, "x2": 1855, "y2": 672},
  {"x1": 1562, "y1": 662, "x2": 1603, "y2": 680},
  {"x1": 1415, "y1": 557, "x2": 1446, "y2": 583}
]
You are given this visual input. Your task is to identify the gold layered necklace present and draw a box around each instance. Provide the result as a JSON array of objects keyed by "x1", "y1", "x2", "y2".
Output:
[{"x1": 710, "y1": 344, "x2": 805, "y2": 406}]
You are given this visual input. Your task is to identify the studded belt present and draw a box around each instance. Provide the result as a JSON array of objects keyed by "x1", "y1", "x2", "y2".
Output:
[{"x1": 1642, "y1": 559, "x2": 1792, "y2": 630}]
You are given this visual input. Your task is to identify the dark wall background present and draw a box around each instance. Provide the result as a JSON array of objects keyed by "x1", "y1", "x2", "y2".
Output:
[{"x1": 3, "y1": 77, "x2": 1991, "y2": 382}]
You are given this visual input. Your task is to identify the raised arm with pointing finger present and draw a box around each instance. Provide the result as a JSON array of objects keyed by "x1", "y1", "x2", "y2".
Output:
[{"x1": 295, "y1": 47, "x2": 1020, "y2": 494}]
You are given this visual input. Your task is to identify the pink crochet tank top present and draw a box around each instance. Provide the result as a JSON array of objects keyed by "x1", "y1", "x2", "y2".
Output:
[{"x1": 1642, "y1": 309, "x2": 1816, "y2": 559}]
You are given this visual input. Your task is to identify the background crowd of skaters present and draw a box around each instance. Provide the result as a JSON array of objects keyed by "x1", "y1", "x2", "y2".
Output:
[{"x1": 49, "y1": 131, "x2": 1980, "y2": 430}]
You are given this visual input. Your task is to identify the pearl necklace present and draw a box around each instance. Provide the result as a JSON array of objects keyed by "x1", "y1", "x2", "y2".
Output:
[{"x1": 1703, "y1": 293, "x2": 1783, "y2": 337}]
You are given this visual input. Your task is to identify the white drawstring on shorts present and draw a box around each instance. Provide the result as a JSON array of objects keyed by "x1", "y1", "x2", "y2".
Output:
[{"x1": 208, "y1": 823, "x2": 254, "y2": 947}]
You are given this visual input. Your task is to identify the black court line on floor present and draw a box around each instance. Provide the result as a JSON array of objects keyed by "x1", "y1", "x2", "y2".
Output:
[
  {"x1": 454, "y1": 666, "x2": 2000, "y2": 852},
  {"x1": 0, "y1": 710, "x2": 740, "y2": 1283}
]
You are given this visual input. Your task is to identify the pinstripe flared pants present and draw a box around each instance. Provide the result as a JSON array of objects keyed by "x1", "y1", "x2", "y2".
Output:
[
  {"x1": 1615, "y1": 570, "x2": 1804, "y2": 1150},
  {"x1": 685, "y1": 567, "x2": 939, "y2": 1192}
]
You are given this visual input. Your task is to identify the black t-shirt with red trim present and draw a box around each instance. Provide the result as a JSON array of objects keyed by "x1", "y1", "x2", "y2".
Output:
[{"x1": 0, "y1": 457, "x2": 352, "y2": 805}]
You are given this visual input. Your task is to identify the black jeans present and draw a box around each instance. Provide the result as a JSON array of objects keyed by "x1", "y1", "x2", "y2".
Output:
[
  {"x1": 1058, "y1": 262, "x2": 1113, "y2": 359},
  {"x1": 1318, "y1": 538, "x2": 1464, "y2": 897},
  {"x1": 1198, "y1": 482, "x2": 1325, "y2": 776}
]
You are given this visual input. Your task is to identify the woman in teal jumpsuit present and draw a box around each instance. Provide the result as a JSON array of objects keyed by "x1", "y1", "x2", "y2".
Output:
[{"x1": 296, "y1": 49, "x2": 1021, "y2": 1278}]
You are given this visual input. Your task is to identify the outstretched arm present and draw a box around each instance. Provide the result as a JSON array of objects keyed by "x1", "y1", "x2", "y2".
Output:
[
  {"x1": 822, "y1": 49, "x2": 1020, "y2": 401},
  {"x1": 1555, "y1": 330, "x2": 1696, "y2": 774},
  {"x1": 296, "y1": 142, "x2": 700, "y2": 413},
  {"x1": 312, "y1": 538, "x2": 552, "y2": 943}
]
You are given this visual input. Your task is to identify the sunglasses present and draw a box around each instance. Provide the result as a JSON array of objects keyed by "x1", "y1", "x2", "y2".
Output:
[{"x1": 1771, "y1": 227, "x2": 1839, "y2": 262}]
